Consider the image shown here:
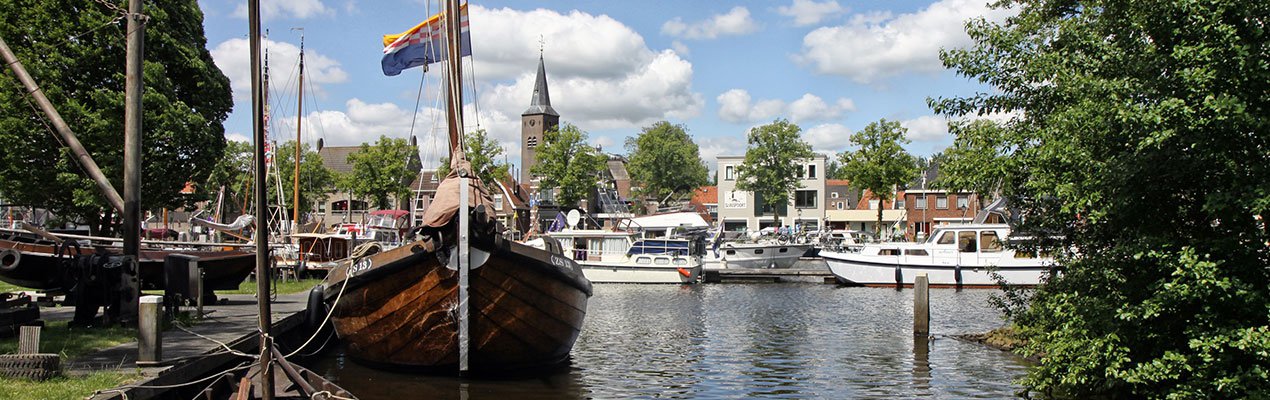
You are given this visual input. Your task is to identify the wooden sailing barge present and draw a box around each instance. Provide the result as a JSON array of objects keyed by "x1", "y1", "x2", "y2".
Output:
[{"x1": 321, "y1": 0, "x2": 591, "y2": 373}]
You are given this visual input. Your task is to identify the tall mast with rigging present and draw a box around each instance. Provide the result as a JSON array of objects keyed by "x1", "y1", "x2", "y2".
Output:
[{"x1": 292, "y1": 29, "x2": 304, "y2": 234}]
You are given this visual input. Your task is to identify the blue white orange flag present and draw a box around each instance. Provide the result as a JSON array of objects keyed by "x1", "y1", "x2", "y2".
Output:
[{"x1": 381, "y1": 3, "x2": 471, "y2": 76}]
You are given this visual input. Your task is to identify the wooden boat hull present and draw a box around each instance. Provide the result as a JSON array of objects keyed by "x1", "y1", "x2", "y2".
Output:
[
  {"x1": 325, "y1": 234, "x2": 591, "y2": 372},
  {"x1": 0, "y1": 237, "x2": 255, "y2": 291}
]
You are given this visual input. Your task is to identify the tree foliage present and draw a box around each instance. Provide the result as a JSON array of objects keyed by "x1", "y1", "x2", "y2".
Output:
[
  {"x1": 205, "y1": 140, "x2": 252, "y2": 215},
  {"x1": 530, "y1": 123, "x2": 606, "y2": 207},
  {"x1": 343, "y1": 136, "x2": 417, "y2": 210},
  {"x1": 437, "y1": 129, "x2": 511, "y2": 187},
  {"x1": 933, "y1": 119, "x2": 1009, "y2": 208},
  {"x1": 625, "y1": 121, "x2": 709, "y2": 203},
  {"x1": 837, "y1": 119, "x2": 918, "y2": 237},
  {"x1": 0, "y1": 0, "x2": 232, "y2": 234},
  {"x1": 271, "y1": 141, "x2": 336, "y2": 219},
  {"x1": 735, "y1": 119, "x2": 814, "y2": 226},
  {"x1": 932, "y1": 0, "x2": 1270, "y2": 397}
]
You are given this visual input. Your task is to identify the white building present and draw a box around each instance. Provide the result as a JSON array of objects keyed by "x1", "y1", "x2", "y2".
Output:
[{"x1": 715, "y1": 154, "x2": 827, "y2": 233}]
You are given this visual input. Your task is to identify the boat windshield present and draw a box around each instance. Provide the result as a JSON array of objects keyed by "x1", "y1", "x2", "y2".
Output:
[{"x1": 627, "y1": 239, "x2": 691, "y2": 256}]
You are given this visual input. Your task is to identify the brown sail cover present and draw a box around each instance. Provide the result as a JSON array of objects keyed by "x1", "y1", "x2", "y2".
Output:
[{"x1": 420, "y1": 160, "x2": 495, "y2": 228}]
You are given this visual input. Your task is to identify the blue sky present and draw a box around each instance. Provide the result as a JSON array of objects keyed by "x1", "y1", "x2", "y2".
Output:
[{"x1": 198, "y1": 0, "x2": 1012, "y2": 172}]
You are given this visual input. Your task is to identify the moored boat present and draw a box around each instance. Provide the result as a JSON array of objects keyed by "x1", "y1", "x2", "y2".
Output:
[
  {"x1": 820, "y1": 223, "x2": 1052, "y2": 287},
  {"x1": 546, "y1": 229, "x2": 704, "y2": 283}
]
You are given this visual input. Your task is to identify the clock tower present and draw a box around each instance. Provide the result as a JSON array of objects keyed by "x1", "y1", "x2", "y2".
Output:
[{"x1": 521, "y1": 55, "x2": 559, "y2": 187}]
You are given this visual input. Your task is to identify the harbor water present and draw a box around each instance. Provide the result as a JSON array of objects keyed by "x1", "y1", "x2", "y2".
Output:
[{"x1": 302, "y1": 284, "x2": 1030, "y2": 399}]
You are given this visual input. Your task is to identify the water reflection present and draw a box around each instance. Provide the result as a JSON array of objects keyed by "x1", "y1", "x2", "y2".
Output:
[{"x1": 302, "y1": 284, "x2": 1028, "y2": 399}]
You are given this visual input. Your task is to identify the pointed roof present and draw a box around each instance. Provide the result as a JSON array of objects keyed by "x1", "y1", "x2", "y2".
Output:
[{"x1": 522, "y1": 55, "x2": 558, "y2": 117}]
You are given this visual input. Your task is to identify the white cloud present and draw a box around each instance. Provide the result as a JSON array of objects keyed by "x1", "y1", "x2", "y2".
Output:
[
  {"x1": 804, "y1": 123, "x2": 853, "y2": 152},
  {"x1": 226, "y1": 132, "x2": 250, "y2": 143},
  {"x1": 777, "y1": 0, "x2": 846, "y2": 27},
  {"x1": 211, "y1": 38, "x2": 348, "y2": 102},
  {"x1": 662, "y1": 7, "x2": 759, "y2": 40},
  {"x1": 901, "y1": 115, "x2": 950, "y2": 142},
  {"x1": 717, "y1": 90, "x2": 854, "y2": 124},
  {"x1": 472, "y1": 6, "x2": 703, "y2": 131},
  {"x1": 796, "y1": 0, "x2": 1014, "y2": 83},
  {"x1": 671, "y1": 40, "x2": 691, "y2": 57},
  {"x1": 697, "y1": 136, "x2": 749, "y2": 172},
  {"x1": 232, "y1": 0, "x2": 332, "y2": 19}
]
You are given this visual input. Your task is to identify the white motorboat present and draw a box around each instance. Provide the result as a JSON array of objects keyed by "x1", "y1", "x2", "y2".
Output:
[
  {"x1": 704, "y1": 239, "x2": 811, "y2": 269},
  {"x1": 820, "y1": 223, "x2": 1052, "y2": 287},
  {"x1": 546, "y1": 229, "x2": 704, "y2": 284}
]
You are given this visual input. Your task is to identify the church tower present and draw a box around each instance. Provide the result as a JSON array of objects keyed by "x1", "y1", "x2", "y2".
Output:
[{"x1": 521, "y1": 55, "x2": 559, "y2": 187}]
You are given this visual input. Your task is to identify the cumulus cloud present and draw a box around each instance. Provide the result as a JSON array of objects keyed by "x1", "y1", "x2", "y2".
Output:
[
  {"x1": 697, "y1": 136, "x2": 750, "y2": 173},
  {"x1": 472, "y1": 6, "x2": 703, "y2": 130},
  {"x1": 901, "y1": 115, "x2": 950, "y2": 142},
  {"x1": 777, "y1": 0, "x2": 846, "y2": 27},
  {"x1": 717, "y1": 90, "x2": 854, "y2": 124},
  {"x1": 232, "y1": 0, "x2": 332, "y2": 19},
  {"x1": 211, "y1": 38, "x2": 348, "y2": 102},
  {"x1": 662, "y1": 7, "x2": 759, "y2": 40},
  {"x1": 796, "y1": 0, "x2": 1014, "y2": 83},
  {"x1": 803, "y1": 123, "x2": 853, "y2": 152}
]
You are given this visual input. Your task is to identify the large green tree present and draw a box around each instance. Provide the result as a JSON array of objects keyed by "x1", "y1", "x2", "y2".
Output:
[
  {"x1": 530, "y1": 123, "x2": 606, "y2": 207},
  {"x1": 0, "y1": 0, "x2": 232, "y2": 234},
  {"x1": 205, "y1": 140, "x2": 253, "y2": 217},
  {"x1": 932, "y1": 0, "x2": 1270, "y2": 397},
  {"x1": 272, "y1": 141, "x2": 336, "y2": 220},
  {"x1": 437, "y1": 129, "x2": 511, "y2": 187},
  {"x1": 933, "y1": 119, "x2": 1010, "y2": 209},
  {"x1": 837, "y1": 119, "x2": 918, "y2": 238},
  {"x1": 343, "y1": 136, "x2": 417, "y2": 210},
  {"x1": 735, "y1": 119, "x2": 814, "y2": 228},
  {"x1": 625, "y1": 121, "x2": 709, "y2": 204}
]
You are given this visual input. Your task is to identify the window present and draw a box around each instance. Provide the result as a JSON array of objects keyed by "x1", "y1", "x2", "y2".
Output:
[
  {"x1": 526, "y1": 136, "x2": 538, "y2": 148},
  {"x1": 904, "y1": 249, "x2": 929, "y2": 256},
  {"x1": 958, "y1": 231, "x2": 977, "y2": 253},
  {"x1": 725, "y1": 165, "x2": 735, "y2": 181},
  {"x1": 430, "y1": 174, "x2": 439, "y2": 183},
  {"x1": 831, "y1": 192, "x2": 840, "y2": 199},
  {"x1": 806, "y1": 164, "x2": 817, "y2": 179},
  {"x1": 868, "y1": 199, "x2": 880, "y2": 210},
  {"x1": 936, "y1": 231, "x2": 955, "y2": 244},
  {"x1": 981, "y1": 231, "x2": 1002, "y2": 252},
  {"x1": 895, "y1": 199, "x2": 905, "y2": 209},
  {"x1": 493, "y1": 194, "x2": 504, "y2": 211},
  {"x1": 936, "y1": 196, "x2": 949, "y2": 209},
  {"x1": 726, "y1": 250, "x2": 736, "y2": 255},
  {"x1": 836, "y1": 201, "x2": 844, "y2": 210},
  {"x1": 915, "y1": 197, "x2": 927, "y2": 210},
  {"x1": 754, "y1": 249, "x2": 764, "y2": 254},
  {"x1": 795, "y1": 190, "x2": 817, "y2": 208},
  {"x1": 635, "y1": 257, "x2": 651, "y2": 264},
  {"x1": 957, "y1": 196, "x2": 970, "y2": 209}
]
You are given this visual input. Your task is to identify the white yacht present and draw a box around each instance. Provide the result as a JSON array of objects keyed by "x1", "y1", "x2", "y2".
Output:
[
  {"x1": 704, "y1": 238, "x2": 811, "y2": 269},
  {"x1": 546, "y1": 229, "x2": 704, "y2": 284},
  {"x1": 819, "y1": 224, "x2": 1052, "y2": 287}
]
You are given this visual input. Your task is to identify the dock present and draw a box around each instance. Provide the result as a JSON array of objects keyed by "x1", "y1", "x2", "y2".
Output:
[
  {"x1": 703, "y1": 258, "x2": 836, "y2": 283},
  {"x1": 37, "y1": 289, "x2": 317, "y2": 399}
]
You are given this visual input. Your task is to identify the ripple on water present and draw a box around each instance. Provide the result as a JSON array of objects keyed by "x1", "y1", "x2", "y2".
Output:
[{"x1": 303, "y1": 284, "x2": 1029, "y2": 399}]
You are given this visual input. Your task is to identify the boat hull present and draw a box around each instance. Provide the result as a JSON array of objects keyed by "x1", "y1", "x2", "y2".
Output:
[
  {"x1": 326, "y1": 235, "x2": 591, "y2": 372},
  {"x1": 579, "y1": 262, "x2": 701, "y2": 284},
  {"x1": 820, "y1": 250, "x2": 1047, "y2": 287},
  {"x1": 704, "y1": 243, "x2": 811, "y2": 269},
  {"x1": 0, "y1": 238, "x2": 255, "y2": 291}
]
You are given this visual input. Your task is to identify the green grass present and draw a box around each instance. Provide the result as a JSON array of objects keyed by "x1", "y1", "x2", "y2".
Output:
[
  {"x1": 0, "y1": 281, "x2": 27, "y2": 294},
  {"x1": 0, "y1": 370, "x2": 141, "y2": 400},
  {"x1": 0, "y1": 321, "x2": 136, "y2": 360},
  {"x1": 222, "y1": 278, "x2": 324, "y2": 295}
]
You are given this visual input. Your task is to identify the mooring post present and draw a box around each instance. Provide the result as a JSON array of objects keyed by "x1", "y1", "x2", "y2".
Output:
[
  {"x1": 458, "y1": 177, "x2": 470, "y2": 374},
  {"x1": 138, "y1": 295, "x2": 162, "y2": 365},
  {"x1": 914, "y1": 273, "x2": 930, "y2": 336}
]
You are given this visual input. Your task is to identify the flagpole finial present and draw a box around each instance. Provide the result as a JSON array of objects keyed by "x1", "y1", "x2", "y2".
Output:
[{"x1": 538, "y1": 35, "x2": 545, "y2": 56}]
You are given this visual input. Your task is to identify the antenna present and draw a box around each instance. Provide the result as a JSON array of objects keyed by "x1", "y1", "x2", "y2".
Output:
[{"x1": 538, "y1": 34, "x2": 545, "y2": 56}]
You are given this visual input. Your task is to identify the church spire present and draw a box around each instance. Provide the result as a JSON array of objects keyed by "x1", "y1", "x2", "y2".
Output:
[{"x1": 522, "y1": 55, "x2": 558, "y2": 117}]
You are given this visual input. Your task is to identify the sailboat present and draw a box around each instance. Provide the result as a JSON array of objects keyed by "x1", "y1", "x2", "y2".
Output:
[{"x1": 318, "y1": 1, "x2": 591, "y2": 373}]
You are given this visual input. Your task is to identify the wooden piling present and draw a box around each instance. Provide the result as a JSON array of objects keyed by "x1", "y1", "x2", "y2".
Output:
[
  {"x1": 914, "y1": 273, "x2": 929, "y2": 336},
  {"x1": 138, "y1": 295, "x2": 162, "y2": 365}
]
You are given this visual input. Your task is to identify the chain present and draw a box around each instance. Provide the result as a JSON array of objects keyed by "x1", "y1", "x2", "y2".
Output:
[{"x1": 91, "y1": 0, "x2": 127, "y2": 17}]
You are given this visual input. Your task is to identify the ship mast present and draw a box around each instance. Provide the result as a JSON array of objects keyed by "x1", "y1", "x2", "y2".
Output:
[
  {"x1": 292, "y1": 29, "x2": 304, "y2": 234},
  {"x1": 444, "y1": 0, "x2": 466, "y2": 174}
]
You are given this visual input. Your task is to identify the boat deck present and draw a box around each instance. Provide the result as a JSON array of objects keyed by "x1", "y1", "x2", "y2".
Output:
[{"x1": 702, "y1": 258, "x2": 834, "y2": 283}]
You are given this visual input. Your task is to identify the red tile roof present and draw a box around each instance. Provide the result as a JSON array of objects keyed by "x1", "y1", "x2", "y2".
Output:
[{"x1": 691, "y1": 186, "x2": 717, "y2": 204}]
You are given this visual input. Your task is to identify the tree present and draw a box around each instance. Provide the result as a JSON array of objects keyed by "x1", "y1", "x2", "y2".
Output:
[
  {"x1": 0, "y1": 0, "x2": 232, "y2": 234},
  {"x1": 735, "y1": 119, "x2": 814, "y2": 228},
  {"x1": 272, "y1": 141, "x2": 336, "y2": 219},
  {"x1": 530, "y1": 123, "x2": 606, "y2": 207},
  {"x1": 933, "y1": 119, "x2": 1010, "y2": 209},
  {"x1": 932, "y1": 1, "x2": 1270, "y2": 397},
  {"x1": 437, "y1": 129, "x2": 511, "y2": 187},
  {"x1": 206, "y1": 140, "x2": 253, "y2": 216},
  {"x1": 825, "y1": 158, "x2": 841, "y2": 181},
  {"x1": 625, "y1": 121, "x2": 709, "y2": 204},
  {"x1": 837, "y1": 119, "x2": 918, "y2": 238},
  {"x1": 343, "y1": 136, "x2": 417, "y2": 210}
]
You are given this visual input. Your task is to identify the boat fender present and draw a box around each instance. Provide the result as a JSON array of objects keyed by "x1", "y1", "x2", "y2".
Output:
[
  {"x1": 295, "y1": 259, "x2": 308, "y2": 278},
  {"x1": 305, "y1": 286, "x2": 328, "y2": 332},
  {"x1": 894, "y1": 266, "x2": 903, "y2": 287},
  {"x1": 0, "y1": 249, "x2": 19, "y2": 272},
  {"x1": 954, "y1": 265, "x2": 963, "y2": 287},
  {"x1": 677, "y1": 267, "x2": 691, "y2": 278}
]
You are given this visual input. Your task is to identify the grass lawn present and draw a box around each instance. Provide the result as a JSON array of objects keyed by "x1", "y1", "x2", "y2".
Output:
[
  {"x1": 222, "y1": 278, "x2": 324, "y2": 295},
  {"x1": 0, "y1": 281, "x2": 27, "y2": 294},
  {"x1": 0, "y1": 321, "x2": 136, "y2": 360},
  {"x1": 0, "y1": 371, "x2": 141, "y2": 400}
]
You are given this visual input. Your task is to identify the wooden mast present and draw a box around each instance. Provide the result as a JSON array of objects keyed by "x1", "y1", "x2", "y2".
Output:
[
  {"x1": 247, "y1": 0, "x2": 275, "y2": 398},
  {"x1": 444, "y1": 0, "x2": 466, "y2": 171},
  {"x1": 292, "y1": 30, "x2": 304, "y2": 234}
]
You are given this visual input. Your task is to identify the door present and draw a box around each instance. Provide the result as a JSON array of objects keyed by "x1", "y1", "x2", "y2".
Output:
[{"x1": 957, "y1": 230, "x2": 979, "y2": 267}]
